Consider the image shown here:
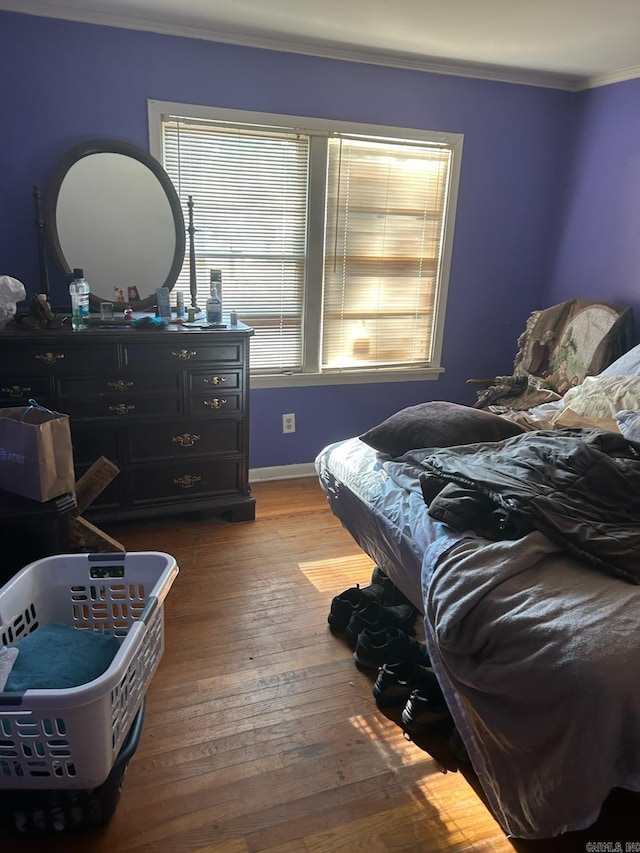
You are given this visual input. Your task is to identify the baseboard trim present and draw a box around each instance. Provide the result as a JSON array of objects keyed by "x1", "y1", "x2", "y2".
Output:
[{"x1": 249, "y1": 463, "x2": 317, "y2": 482}]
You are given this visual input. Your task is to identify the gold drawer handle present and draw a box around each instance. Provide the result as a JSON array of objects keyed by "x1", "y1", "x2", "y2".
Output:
[
  {"x1": 173, "y1": 474, "x2": 202, "y2": 489},
  {"x1": 1, "y1": 385, "x2": 32, "y2": 398},
  {"x1": 109, "y1": 403, "x2": 135, "y2": 415},
  {"x1": 173, "y1": 433, "x2": 201, "y2": 448},
  {"x1": 203, "y1": 398, "x2": 227, "y2": 409},
  {"x1": 171, "y1": 349, "x2": 197, "y2": 360},
  {"x1": 107, "y1": 380, "x2": 134, "y2": 391},
  {"x1": 36, "y1": 352, "x2": 65, "y2": 364},
  {"x1": 203, "y1": 376, "x2": 227, "y2": 385}
]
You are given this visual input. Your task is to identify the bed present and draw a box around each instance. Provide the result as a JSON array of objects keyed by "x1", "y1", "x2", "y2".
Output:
[{"x1": 315, "y1": 346, "x2": 640, "y2": 840}]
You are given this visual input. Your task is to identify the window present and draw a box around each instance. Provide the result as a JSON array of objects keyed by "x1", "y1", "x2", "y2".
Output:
[{"x1": 149, "y1": 102, "x2": 463, "y2": 387}]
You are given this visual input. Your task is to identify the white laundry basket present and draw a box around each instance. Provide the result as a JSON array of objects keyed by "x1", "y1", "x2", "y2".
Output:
[{"x1": 0, "y1": 551, "x2": 178, "y2": 790}]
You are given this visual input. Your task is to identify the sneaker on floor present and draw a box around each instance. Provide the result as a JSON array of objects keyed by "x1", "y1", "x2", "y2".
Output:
[
  {"x1": 353, "y1": 626, "x2": 430, "y2": 671},
  {"x1": 344, "y1": 599, "x2": 418, "y2": 649},
  {"x1": 370, "y1": 566, "x2": 415, "y2": 607},
  {"x1": 327, "y1": 583, "x2": 385, "y2": 632},
  {"x1": 372, "y1": 660, "x2": 442, "y2": 707},
  {"x1": 401, "y1": 688, "x2": 451, "y2": 735}
]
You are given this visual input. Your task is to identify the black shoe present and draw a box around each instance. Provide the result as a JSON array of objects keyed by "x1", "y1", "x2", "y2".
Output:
[
  {"x1": 353, "y1": 626, "x2": 430, "y2": 671},
  {"x1": 401, "y1": 688, "x2": 451, "y2": 735},
  {"x1": 344, "y1": 600, "x2": 418, "y2": 649},
  {"x1": 371, "y1": 566, "x2": 388, "y2": 584},
  {"x1": 370, "y1": 566, "x2": 414, "y2": 607},
  {"x1": 328, "y1": 583, "x2": 385, "y2": 632},
  {"x1": 372, "y1": 660, "x2": 441, "y2": 707}
]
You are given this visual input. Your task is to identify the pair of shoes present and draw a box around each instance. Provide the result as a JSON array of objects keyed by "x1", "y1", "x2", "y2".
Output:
[
  {"x1": 328, "y1": 569, "x2": 413, "y2": 633},
  {"x1": 401, "y1": 689, "x2": 451, "y2": 735},
  {"x1": 372, "y1": 659, "x2": 442, "y2": 707},
  {"x1": 343, "y1": 599, "x2": 417, "y2": 650},
  {"x1": 328, "y1": 583, "x2": 386, "y2": 632},
  {"x1": 353, "y1": 626, "x2": 430, "y2": 671}
]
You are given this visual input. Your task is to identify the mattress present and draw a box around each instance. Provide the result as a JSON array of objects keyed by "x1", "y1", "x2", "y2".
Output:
[{"x1": 315, "y1": 437, "x2": 470, "y2": 610}]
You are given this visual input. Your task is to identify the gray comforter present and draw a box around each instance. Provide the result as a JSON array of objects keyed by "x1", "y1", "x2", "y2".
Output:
[{"x1": 422, "y1": 530, "x2": 640, "y2": 838}]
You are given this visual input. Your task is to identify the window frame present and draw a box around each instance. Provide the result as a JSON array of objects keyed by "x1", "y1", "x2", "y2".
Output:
[{"x1": 148, "y1": 100, "x2": 463, "y2": 389}]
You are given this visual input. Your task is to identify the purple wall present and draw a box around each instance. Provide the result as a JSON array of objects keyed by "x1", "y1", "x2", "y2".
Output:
[
  {"x1": 547, "y1": 78, "x2": 640, "y2": 324},
  {"x1": 1, "y1": 11, "x2": 576, "y2": 468}
]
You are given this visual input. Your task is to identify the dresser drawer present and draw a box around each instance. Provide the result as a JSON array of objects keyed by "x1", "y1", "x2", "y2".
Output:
[
  {"x1": 63, "y1": 396, "x2": 182, "y2": 420},
  {"x1": 123, "y1": 341, "x2": 243, "y2": 370},
  {"x1": 187, "y1": 393, "x2": 241, "y2": 417},
  {"x1": 126, "y1": 419, "x2": 242, "y2": 462},
  {"x1": 188, "y1": 369, "x2": 241, "y2": 393},
  {"x1": 0, "y1": 377, "x2": 52, "y2": 406},
  {"x1": 58, "y1": 373, "x2": 180, "y2": 398},
  {"x1": 14, "y1": 344, "x2": 118, "y2": 374},
  {"x1": 128, "y1": 458, "x2": 242, "y2": 504}
]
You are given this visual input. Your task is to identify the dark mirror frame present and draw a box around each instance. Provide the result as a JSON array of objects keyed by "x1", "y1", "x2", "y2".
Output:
[{"x1": 46, "y1": 138, "x2": 186, "y2": 313}]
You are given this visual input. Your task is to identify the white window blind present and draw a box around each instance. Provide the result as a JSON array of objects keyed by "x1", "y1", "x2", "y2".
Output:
[
  {"x1": 322, "y1": 136, "x2": 452, "y2": 371},
  {"x1": 163, "y1": 118, "x2": 309, "y2": 372},
  {"x1": 154, "y1": 104, "x2": 462, "y2": 382}
]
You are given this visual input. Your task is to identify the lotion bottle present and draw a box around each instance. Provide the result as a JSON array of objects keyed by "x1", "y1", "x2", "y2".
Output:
[
  {"x1": 206, "y1": 270, "x2": 223, "y2": 324},
  {"x1": 69, "y1": 268, "x2": 91, "y2": 330},
  {"x1": 176, "y1": 290, "x2": 185, "y2": 319}
]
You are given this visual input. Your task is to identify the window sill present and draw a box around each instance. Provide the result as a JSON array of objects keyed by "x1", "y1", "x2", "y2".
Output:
[{"x1": 250, "y1": 367, "x2": 444, "y2": 389}]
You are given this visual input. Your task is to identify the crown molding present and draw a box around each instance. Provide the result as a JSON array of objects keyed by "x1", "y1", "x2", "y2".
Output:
[
  {"x1": 574, "y1": 63, "x2": 640, "y2": 92},
  {"x1": 1, "y1": 1, "x2": 586, "y2": 91},
  {"x1": 5, "y1": 1, "x2": 640, "y2": 92}
]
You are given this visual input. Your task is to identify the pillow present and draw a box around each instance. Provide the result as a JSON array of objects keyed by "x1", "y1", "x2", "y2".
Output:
[
  {"x1": 616, "y1": 409, "x2": 640, "y2": 441},
  {"x1": 556, "y1": 375, "x2": 640, "y2": 419},
  {"x1": 359, "y1": 401, "x2": 525, "y2": 457},
  {"x1": 598, "y1": 342, "x2": 640, "y2": 377}
]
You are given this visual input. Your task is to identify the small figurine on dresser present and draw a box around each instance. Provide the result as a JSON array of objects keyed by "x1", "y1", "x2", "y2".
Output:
[{"x1": 14, "y1": 291, "x2": 65, "y2": 330}]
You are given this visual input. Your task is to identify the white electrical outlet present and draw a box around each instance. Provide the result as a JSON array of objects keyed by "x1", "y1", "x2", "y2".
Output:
[{"x1": 282, "y1": 413, "x2": 296, "y2": 433}]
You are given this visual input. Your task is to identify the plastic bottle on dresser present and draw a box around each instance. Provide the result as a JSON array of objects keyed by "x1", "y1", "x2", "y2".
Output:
[
  {"x1": 69, "y1": 268, "x2": 91, "y2": 330},
  {"x1": 206, "y1": 270, "x2": 223, "y2": 324},
  {"x1": 176, "y1": 290, "x2": 185, "y2": 319}
]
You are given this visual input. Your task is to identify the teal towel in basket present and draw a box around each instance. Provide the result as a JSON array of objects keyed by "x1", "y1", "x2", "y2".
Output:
[{"x1": 3, "y1": 622, "x2": 120, "y2": 692}]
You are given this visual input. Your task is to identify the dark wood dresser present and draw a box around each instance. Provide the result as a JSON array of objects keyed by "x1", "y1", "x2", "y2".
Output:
[{"x1": 0, "y1": 321, "x2": 255, "y2": 523}]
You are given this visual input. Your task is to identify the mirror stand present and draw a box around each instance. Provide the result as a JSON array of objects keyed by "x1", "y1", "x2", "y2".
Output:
[
  {"x1": 187, "y1": 195, "x2": 201, "y2": 311},
  {"x1": 33, "y1": 185, "x2": 50, "y2": 299}
]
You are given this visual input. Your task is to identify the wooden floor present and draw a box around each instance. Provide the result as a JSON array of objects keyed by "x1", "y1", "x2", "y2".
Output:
[{"x1": 1, "y1": 478, "x2": 638, "y2": 852}]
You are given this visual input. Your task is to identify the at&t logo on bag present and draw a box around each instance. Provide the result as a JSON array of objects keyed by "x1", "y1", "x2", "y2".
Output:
[{"x1": 0, "y1": 447, "x2": 26, "y2": 465}]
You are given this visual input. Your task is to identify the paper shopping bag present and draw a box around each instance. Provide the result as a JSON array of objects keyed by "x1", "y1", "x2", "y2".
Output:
[{"x1": 0, "y1": 402, "x2": 75, "y2": 502}]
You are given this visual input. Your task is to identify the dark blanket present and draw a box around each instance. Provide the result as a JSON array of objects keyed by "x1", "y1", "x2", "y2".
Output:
[{"x1": 420, "y1": 428, "x2": 640, "y2": 584}]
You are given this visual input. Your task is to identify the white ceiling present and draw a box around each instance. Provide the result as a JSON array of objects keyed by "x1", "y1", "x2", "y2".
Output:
[{"x1": 4, "y1": 0, "x2": 640, "y2": 90}]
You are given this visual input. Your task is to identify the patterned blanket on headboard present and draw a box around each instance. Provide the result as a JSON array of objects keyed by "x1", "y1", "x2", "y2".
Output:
[{"x1": 474, "y1": 298, "x2": 636, "y2": 411}]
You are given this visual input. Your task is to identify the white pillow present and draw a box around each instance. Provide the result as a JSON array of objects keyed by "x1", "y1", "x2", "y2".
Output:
[
  {"x1": 599, "y1": 342, "x2": 640, "y2": 377},
  {"x1": 558, "y1": 375, "x2": 640, "y2": 418},
  {"x1": 616, "y1": 409, "x2": 640, "y2": 441}
]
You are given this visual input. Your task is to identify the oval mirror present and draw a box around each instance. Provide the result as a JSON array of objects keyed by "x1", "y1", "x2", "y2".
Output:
[{"x1": 46, "y1": 139, "x2": 185, "y2": 312}]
